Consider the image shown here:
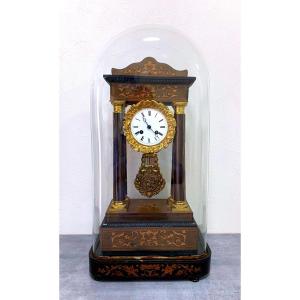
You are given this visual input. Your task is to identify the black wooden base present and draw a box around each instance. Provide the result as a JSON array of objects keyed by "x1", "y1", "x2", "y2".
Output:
[{"x1": 89, "y1": 244, "x2": 211, "y2": 282}]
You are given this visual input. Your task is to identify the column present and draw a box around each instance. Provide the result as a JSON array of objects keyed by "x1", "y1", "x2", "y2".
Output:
[
  {"x1": 111, "y1": 100, "x2": 128, "y2": 211},
  {"x1": 170, "y1": 101, "x2": 189, "y2": 211}
]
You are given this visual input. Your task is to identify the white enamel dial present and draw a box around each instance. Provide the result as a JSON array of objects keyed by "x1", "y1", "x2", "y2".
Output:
[{"x1": 130, "y1": 108, "x2": 168, "y2": 146}]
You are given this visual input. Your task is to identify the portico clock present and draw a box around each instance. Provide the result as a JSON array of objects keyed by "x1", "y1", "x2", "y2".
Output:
[{"x1": 89, "y1": 53, "x2": 211, "y2": 282}]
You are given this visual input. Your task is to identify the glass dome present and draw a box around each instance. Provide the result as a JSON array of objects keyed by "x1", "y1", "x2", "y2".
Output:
[{"x1": 89, "y1": 25, "x2": 210, "y2": 281}]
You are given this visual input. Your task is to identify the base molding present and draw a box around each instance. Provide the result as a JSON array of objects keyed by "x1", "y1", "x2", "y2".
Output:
[{"x1": 89, "y1": 244, "x2": 211, "y2": 282}]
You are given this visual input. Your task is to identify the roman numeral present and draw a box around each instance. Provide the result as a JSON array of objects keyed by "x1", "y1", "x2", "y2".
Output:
[
  {"x1": 135, "y1": 118, "x2": 140, "y2": 121},
  {"x1": 155, "y1": 113, "x2": 158, "y2": 118},
  {"x1": 160, "y1": 126, "x2": 165, "y2": 128},
  {"x1": 141, "y1": 112, "x2": 145, "y2": 117},
  {"x1": 141, "y1": 136, "x2": 144, "y2": 141},
  {"x1": 148, "y1": 138, "x2": 150, "y2": 143},
  {"x1": 159, "y1": 119, "x2": 163, "y2": 122},
  {"x1": 133, "y1": 125, "x2": 138, "y2": 128},
  {"x1": 148, "y1": 110, "x2": 151, "y2": 116}
]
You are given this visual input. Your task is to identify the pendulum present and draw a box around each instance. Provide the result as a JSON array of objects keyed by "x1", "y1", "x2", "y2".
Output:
[{"x1": 134, "y1": 153, "x2": 165, "y2": 197}]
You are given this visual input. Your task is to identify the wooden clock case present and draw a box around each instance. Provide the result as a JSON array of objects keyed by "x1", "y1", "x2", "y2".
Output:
[{"x1": 89, "y1": 57, "x2": 211, "y2": 281}]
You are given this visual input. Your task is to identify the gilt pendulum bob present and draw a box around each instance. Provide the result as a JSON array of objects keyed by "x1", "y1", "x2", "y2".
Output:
[{"x1": 89, "y1": 57, "x2": 211, "y2": 281}]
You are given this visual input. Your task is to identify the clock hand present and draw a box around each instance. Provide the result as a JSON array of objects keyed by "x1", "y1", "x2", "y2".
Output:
[
  {"x1": 154, "y1": 130, "x2": 163, "y2": 136},
  {"x1": 135, "y1": 130, "x2": 144, "y2": 135},
  {"x1": 142, "y1": 117, "x2": 149, "y2": 126},
  {"x1": 143, "y1": 117, "x2": 156, "y2": 133},
  {"x1": 142, "y1": 116, "x2": 163, "y2": 137}
]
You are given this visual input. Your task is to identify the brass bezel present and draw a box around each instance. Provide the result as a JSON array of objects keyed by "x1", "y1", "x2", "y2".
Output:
[{"x1": 123, "y1": 100, "x2": 176, "y2": 153}]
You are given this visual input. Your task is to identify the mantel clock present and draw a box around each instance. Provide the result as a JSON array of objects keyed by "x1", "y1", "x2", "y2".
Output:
[{"x1": 89, "y1": 26, "x2": 211, "y2": 282}]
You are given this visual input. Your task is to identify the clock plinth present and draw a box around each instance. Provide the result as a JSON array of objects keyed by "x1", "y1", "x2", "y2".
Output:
[
  {"x1": 89, "y1": 245, "x2": 211, "y2": 282},
  {"x1": 102, "y1": 198, "x2": 198, "y2": 255}
]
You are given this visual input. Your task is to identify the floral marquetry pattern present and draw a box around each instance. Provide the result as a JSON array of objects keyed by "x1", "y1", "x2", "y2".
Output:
[
  {"x1": 112, "y1": 57, "x2": 188, "y2": 77},
  {"x1": 114, "y1": 84, "x2": 181, "y2": 102},
  {"x1": 89, "y1": 246, "x2": 211, "y2": 281},
  {"x1": 111, "y1": 229, "x2": 187, "y2": 248},
  {"x1": 95, "y1": 263, "x2": 201, "y2": 279},
  {"x1": 100, "y1": 226, "x2": 199, "y2": 251}
]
